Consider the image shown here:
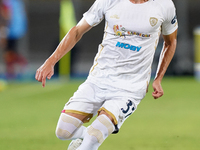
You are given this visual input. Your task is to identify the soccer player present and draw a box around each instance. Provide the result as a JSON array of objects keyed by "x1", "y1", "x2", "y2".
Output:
[{"x1": 35, "y1": 0, "x2": 178, "y2": 149}]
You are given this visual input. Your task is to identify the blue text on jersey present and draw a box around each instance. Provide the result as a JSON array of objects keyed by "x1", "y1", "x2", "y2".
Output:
[{"x1": 116, "y1": 42, "x2": 142, "y2": 52}]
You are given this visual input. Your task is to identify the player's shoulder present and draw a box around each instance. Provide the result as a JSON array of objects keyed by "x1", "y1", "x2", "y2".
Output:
[
  {"x1": 99, "y1": 0, "x2": 121, "y2": 11},
  {"x1": 152, "y1": 0, "x2": 175, "y2": 9},
  {"x1": 103, "y1": 0, "x2": 121, "y2": 7},
  {"x1": 97, "y1": 0, "x2": 120, "y2": 4}
]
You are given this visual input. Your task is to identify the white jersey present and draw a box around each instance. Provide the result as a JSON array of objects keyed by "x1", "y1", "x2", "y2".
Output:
[{"x1": 83, "y1": 0, "x2": 178, "y2": 99}]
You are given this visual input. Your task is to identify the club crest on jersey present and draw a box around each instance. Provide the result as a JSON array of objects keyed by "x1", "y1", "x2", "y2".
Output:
[{"x1": 149, "y1": 17, "x2": 158, "y2": 27}]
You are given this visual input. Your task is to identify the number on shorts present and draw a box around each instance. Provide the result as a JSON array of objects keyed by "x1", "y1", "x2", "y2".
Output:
[{"x1": 121, "y1": 100, "x2": 135, "y2": 118}]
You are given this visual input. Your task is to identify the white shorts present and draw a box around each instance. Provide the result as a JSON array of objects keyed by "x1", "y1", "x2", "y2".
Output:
[{"x1": 63, "y1": 79, "x2": 142, "y2": 131}]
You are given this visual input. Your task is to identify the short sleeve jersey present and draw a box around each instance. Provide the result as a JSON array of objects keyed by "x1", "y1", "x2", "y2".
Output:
[{"x1": 83, "y1": 0, "x2": 178, "y2": 99}]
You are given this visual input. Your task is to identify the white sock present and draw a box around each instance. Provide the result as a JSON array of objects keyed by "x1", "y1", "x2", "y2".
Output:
[
  {"x1": 71, "y1": 125, "x2": 87, "y2": 140},
  {"x1": 55, "y1": 113, "x2": 85, "y2": 140},
  {"x1": 77, "y1": 114, "x2": 114, "y2": 150}
]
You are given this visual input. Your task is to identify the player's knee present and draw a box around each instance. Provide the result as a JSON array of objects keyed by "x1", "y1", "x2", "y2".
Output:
[
  {"x1": 87, "y1": 114, "x2": 114, "y2": 143},
  {"x1": 97, "y1": 114, "x2": 115, "y2": 135},
  {"x1": 98, "y1": 109, "x2": 116, "y2": 125},
  {"x1": 55, "y1": 113, "x2": 83, "y2": 140},
  {"x1": 55, "y1": 127, "x2": 73, "y2": 140}
]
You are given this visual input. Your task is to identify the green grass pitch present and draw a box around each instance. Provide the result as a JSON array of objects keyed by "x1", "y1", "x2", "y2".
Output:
[{"x1": 0, "y1": 77, "x2": 199, "y2": 150}]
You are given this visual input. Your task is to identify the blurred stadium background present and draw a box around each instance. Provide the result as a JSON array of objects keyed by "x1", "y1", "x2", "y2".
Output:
[{"x1": 0, "y1": 0, "x2": 200, "y2": 150}]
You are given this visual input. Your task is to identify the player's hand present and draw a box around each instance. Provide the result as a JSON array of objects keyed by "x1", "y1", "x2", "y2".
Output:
[
  {"x1": 35, "y1": 60, "x2": 54, "y2": 87},
  {"x1": 152, "y1": 80, "x2": 164, "y2": 99}
]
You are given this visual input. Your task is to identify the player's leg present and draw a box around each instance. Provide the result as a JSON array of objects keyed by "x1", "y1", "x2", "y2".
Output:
[
  {"x1": 77, "y1": 96, "x2": 141, "y2": 150},
  {"x1": 55, "y1": 112, "x2": 89, "y2": 140},
  {"x1": 55, "y1": 109, "x2": 96, "y2": 150},
  {"x1": 55, "y1": 80, "x2": 103, "y2": 147},
  {"x1": 77, "y1": 111, "x2": 115, "y2": 150}
]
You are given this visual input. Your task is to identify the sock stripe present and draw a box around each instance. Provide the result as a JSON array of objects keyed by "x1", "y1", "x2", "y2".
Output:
[
  {"x1": 61, "y1": 114, "x2": 81, "y2": 128},
  {"x1": 97, "y1": 115, "x2": 114, "y2": 135},
  {"x1": 56, "y1": 128, "x2": 72, "y2": 139},
  {"x1": 87, "y1": 126, "x2": 104, "y2": 144}
]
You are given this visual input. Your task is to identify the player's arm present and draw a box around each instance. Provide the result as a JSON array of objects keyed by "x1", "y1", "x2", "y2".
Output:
[
  {"x1": 35, "y1": 18, "x2": 92, "y2": 87},
  {"x1": 152, "y1": 29, "x2": 178, "y2": 99}
]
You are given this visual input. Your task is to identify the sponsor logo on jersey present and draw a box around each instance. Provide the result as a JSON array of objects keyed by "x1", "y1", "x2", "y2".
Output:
[
  {"x1": 116, "y1": 42, "x2": 142, "y2": 52},
  {"x1": 113, "y1": 25, "x2": 151, "y2": 37},
  {"x1": 149, "y1": 17, "x2": 158, "y2": 27}
]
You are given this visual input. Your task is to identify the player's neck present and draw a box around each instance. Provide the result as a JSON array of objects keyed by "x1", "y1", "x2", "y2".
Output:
[{"x1": 129, "y1": 0, "x2": 149, "y2": 4}]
